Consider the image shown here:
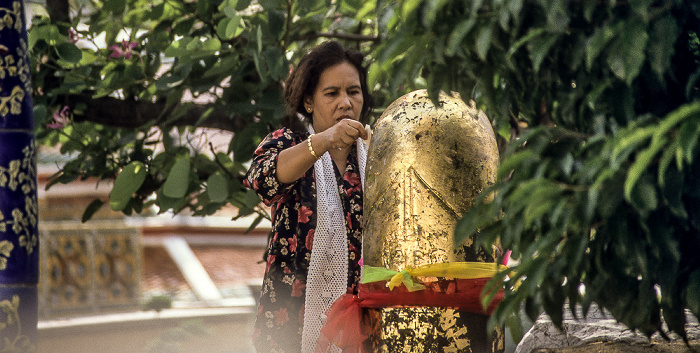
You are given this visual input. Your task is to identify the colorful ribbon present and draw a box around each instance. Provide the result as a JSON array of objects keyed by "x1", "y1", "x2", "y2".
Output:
[
  {"x1": 362, "y1": 262, "x2": 509, "y2": 291},
  {"x1": 315, "y1": 262, "x2": 508, "y2": 352}
]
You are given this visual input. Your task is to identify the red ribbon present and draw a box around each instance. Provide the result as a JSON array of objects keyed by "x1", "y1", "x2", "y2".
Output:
[
  {"x1": 314, "y1": 294, "x2": 368, "y2": 353},
  {"x1": 314, "y1": 277, "x2": 503, "y2": 352}
]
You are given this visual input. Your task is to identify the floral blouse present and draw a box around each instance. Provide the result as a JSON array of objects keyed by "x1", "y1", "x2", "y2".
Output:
[{"x1": 244, "y1": 127, "x2": 364, "y2": 353}]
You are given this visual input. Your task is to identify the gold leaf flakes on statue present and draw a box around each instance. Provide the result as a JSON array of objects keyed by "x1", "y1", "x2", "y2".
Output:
[{"x1": 363, "y1": 90, "x2": 503, "y2": 352}]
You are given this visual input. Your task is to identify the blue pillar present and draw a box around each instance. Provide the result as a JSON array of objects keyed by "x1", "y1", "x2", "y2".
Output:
[{"x1": 0, "y1": 0, "x2": 39, "y2": 351}]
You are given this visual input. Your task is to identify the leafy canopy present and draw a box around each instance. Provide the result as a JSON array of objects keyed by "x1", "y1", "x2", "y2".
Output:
[{"x1": 28, "y1": 0, "x2": 700, "y2": 342}]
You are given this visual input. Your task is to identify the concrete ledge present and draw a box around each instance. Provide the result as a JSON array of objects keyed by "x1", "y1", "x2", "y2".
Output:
[
  {"x1": 38, "y1": 306, "x2": 254, "y2": 333},
  {"x1": 38, "y1": 307, "x2": 256, "y2": 353}
]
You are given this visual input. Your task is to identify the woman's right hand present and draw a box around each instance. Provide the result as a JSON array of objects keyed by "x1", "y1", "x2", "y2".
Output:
[{"x1": 316, "y1": 119, "x2": 369, "y2": 152}]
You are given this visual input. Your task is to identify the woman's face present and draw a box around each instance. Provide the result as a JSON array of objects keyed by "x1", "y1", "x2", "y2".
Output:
[{"x1": 304, "y1": 61, "x2": 364, "y2": 133}]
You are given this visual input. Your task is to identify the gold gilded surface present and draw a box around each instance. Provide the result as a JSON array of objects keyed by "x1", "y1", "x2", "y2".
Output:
[
  {"x1": 362, "y1": 90, "x2": 502, "y2": 352},
  {"x1": 366, "y1": 307, "x2": 502, "y2": 353},
  {"x1": 363, "y1": 90, "x2": 499, "y2": 270}
]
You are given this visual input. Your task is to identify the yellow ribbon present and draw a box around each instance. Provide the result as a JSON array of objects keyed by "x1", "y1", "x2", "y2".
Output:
[{"x1": 361, "y1": 262, "x2": 508, "y2": 292}]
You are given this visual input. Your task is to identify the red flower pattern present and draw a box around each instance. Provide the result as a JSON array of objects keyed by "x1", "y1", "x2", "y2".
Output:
[
  {"x1": 298, "y1": 205, "x2": 313, "y2": 223},
  {"x1": 289, "y1": 235, "x2": 297, "y2": 252},
  {"x1": 273, "y1": 308, "x2": 290, "y2": 325},
  {"x1": 245, "y1": 128, "x2": 364, "y2": 353},
  {"x1": 305, "y1": 229, "x2": 315, "y2": 251},
  {"x1": 291, "y1": 279, "x2": 306, "y2": 297}
]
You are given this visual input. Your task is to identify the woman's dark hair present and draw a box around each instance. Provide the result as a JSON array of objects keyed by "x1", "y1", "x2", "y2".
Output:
[{"x1": 283, "y1": 41, "x2": 373, "y2": 131}]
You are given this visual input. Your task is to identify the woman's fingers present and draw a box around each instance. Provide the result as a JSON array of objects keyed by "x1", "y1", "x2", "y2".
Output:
[
  {"x1": 320, "y1": 119, "x2": 369, "y2": 151},
  {"x1": 340, "y1": 119, "x2": 368, "y2": 140}
]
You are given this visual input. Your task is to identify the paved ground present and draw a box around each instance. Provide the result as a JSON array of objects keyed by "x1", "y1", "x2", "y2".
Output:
[{"x1": 534, "y1": 340, "x2": 700, "y2": 352}]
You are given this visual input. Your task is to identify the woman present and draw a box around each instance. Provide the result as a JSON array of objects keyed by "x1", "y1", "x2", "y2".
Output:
[{"x1": 244, "y1": 41, "x2": 373, "y2": 353}]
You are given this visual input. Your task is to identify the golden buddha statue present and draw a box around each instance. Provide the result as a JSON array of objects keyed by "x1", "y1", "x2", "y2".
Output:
[{"x1": 363, "y1": 89, "x2": 503, "y2": 352}]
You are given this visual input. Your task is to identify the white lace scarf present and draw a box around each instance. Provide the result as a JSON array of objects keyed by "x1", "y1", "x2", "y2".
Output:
[{"x1": 301, "y1": 125, "x2": 367, "y2": 353}]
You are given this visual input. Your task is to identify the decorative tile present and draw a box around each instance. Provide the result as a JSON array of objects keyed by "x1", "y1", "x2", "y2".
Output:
[{"x1": 39, "y1": 222, "x2": 142, "y2": 318}]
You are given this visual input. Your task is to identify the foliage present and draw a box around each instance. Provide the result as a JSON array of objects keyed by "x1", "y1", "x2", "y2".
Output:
[
  {"x1": 420, "y1": 0, "x2": 699, "y2": 342},
  {"x1": 27, "y1": 0, "x2": 700, "y2": 342},
  {"x1": 29, "y1": 0, "x2": 381, "y2": 224},
  {"x1": 141, "y1": 294, "x2": 172, "y2": 313}
]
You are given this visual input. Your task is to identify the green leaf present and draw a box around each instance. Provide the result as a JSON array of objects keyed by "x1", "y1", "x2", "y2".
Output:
[
  {"x1": 218, "y1": 0, "x2": 239, "y2": 17},
  {"x1": 103, "y1": 0, "x2": 126, "y2": 14},
  {"x1": 163, "y1": 156, "x2": 191, "y2": 199},
  {"x1": 624, "y1": 135, "x2": 666, "y2": 202},
  {"x1": 628, "y1": 176, "x2": 658, "y2": 215},
  {"x1": 655, "y1": 102, "x2": 700, "y2": 136},
  {"x1": 421, "y1": 0, "x2": 449, "y2": 29},
  {"x1": 28, "y1": 24, "x2": 62, "y2": 48},
  {"x1": 475, "y1": 23, "x2": 494, "y2": 61},
  {"x1": 207, "y1": 173, "x2": 229, "y2": 203},
  {"x1": 262, "y1": 47, "x2": 287, "y2": 81},
  {"x1": 659, "y1": 165, "x2": 687, "y2": 219},
  {"x1": 231, "y1": 122, "x2": 266, "y2": 164},
  {"x1": 198, "y1": 0, "x2": 215, "y2": 18},
  {"x1": 355, "y1": 1, "x2": 376, "y2": 20},
  {"x1": 454, "y1": 201, "x2": 499, "y2": 245},
  {"x1": 155, "y1": 189, "x2": 186, "y2": 212},
  {"x1": 164, "y1": 37, "x2": 194, "y2": 58},
  {"x1": 498, "y1": 150, "x2": 537, "y2": 180},
  {"x1": 647, "y1": 15, "x2": 680, "y2": 82},
  {"x1": 82, "y1": 199, "x2": 104, "y2": 222},
  {"x1": 236, "y1": 0, "x2": 252, "y2": 10},
  {"x1": 110, "y1": 161, "x2": 147, "y2": 211},
  {"x1": 218, "y1": 16, "x2": 244, "y2": 40},
  {"x1": 643, "y1": 103, "x2": 700, "y2": 188},
  {"x1": 606, "y1": 21, "x2": 648, "y2": 85},
  {"x1": 245, "y1": 214, "x2": 265, "y2": 234},
  {"x1": 156, "y1": 67, "x2": 191, "y2": 91},
  {"x1": 678, "y1": 118, "x2": 700, "y2": 164},
  {"x1": 55, "y1": 43, "x2": 83, "y2": 64},
  {"x1": 527, "y1": 33, "x2": 559, "y2": 73},
  {"x1": 216, "y1": 152, "x2": 236, "y2": 171},
  {"x1": 124, "y1": 62, "x2": 144, "y2": 81},
  {"x1": 657, "y1": 139, "x2": 679, "y2": 187},
  {"x1": 523, "y1": 182, "x2": 563, "y2": 227},
  {"x1": 401, "y1": 0, "x2": 422, "y2": 19},
  {"x1": 686, "y1": 67, "x2": 700, "y2": 100},
  {"x1": 544, "y1": 1, "x2": 569, "y2": 31},
  {"x1": 445, "y1": 18, "x2": 477, "y2": 57},
  {"x1": 505, "y1": 311, "x2": 525, "y2": 344},
  {"x1": 507, "y1": 28, "x2": 547, "y2": 58},
  {"x1": 193, "y1": 38, "x2": 221, "y2": 52},
  {"x1": 586, "y1": 25, "x2": 617, "y2": 70},
  {"x1": 78, "y1": 50, "x2": 98, "y2": 66},
  {"x1": 33, "y1": 104, "x2": 47, "y2": 124},
  {"x1": 611, "y1": 125, "x2": 655, "y2": 162},
  {"x1": 295, "y1": 0, "x2": 327, "y2": 13},
  {"x1": 688, "y1": 271, "x2": 700, "y2": 318}
]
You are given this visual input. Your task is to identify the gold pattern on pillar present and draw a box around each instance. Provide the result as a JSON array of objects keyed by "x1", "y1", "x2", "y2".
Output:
[{"x1": 0, "y1": 141, "x2": 38, "y2": 261}]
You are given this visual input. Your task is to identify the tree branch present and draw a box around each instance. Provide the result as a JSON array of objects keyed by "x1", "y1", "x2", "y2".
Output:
[
  {"x1": 46, "y1": 0, "x2": 70, "y2": 25},
  {"x1": 305, "y1": 32, "x2": 380, "y2": 43},
  {"x1": 64, "y1": 95, "x2": 248, "y2": 132}
]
